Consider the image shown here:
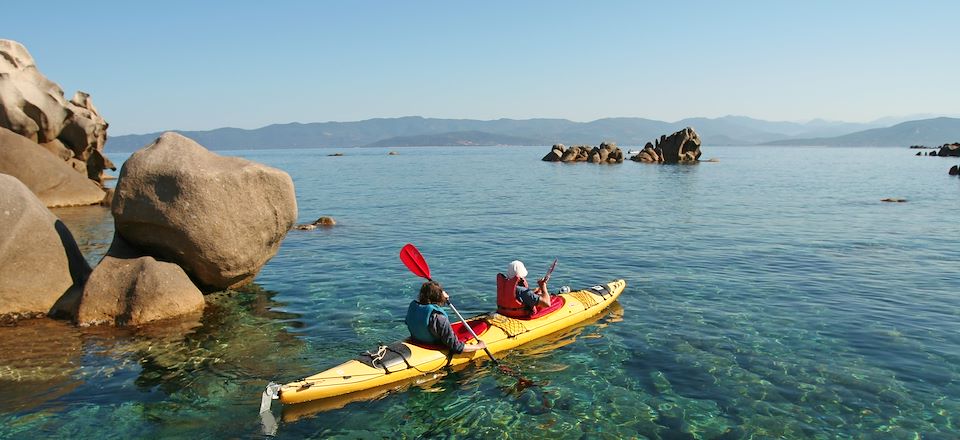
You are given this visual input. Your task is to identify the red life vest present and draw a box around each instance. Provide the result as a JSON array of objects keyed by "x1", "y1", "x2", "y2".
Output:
[{"x1": 497, "y1": 273, "x2": 535, "y2": 318}]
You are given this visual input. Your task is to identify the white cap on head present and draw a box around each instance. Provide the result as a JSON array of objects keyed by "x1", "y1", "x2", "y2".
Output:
[{"x1": 506, "y1": 260, "x2": 528, "y2": 279}]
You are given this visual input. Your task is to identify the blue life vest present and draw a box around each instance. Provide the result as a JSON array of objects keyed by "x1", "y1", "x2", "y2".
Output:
[{"x1": 405, "y1": 301, "x2": 449, "y2": 344}]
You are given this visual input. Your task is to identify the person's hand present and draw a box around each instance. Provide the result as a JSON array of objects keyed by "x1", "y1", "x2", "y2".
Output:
[
  {"x1": 475, "y1": 341, "x2": 487, "y2": 349},
  {"x1": 537, "y1": 278, "x2": 547, "y2": 287}
]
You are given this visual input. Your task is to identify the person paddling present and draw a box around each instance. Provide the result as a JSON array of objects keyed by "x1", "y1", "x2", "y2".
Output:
[
  {"x1": 496, "y1": 260, "x2": 550, "y2": 318},
  {"x1": 405, "y1": 281, "x2": 487, "y2": 354}
]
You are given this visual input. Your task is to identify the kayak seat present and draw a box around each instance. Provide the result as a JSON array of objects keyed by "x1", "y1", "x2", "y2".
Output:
[
  {"x1": 519, "y1": 295, "x2": 565, "y2": 320},
  {"x1": 406, "y1": 319, "x2": 490, "y2": 350}
]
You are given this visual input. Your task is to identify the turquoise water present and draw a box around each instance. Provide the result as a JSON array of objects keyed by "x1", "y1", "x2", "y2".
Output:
[{"x1": 2, "y1": 146, "x2": 960, "y2": 439}]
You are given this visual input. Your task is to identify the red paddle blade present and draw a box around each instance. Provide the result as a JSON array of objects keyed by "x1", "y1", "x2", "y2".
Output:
[
  {"x1": 400, "y1": 243, "x2": 431, "y2": 280},
  {"x1": 546, "y1": 258, "x2": 558, "y2": 276}
]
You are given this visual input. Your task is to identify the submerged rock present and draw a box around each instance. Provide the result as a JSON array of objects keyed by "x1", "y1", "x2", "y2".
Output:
[
  {"x1": 293, "y1": 216, "x2": 336, "y2": 230},
  {"x1": 112, "y1": 132, "x2": 298, "y2": 291},
  {"x1": 0, "y1": 174, "x2": 90, "y2": 320}
]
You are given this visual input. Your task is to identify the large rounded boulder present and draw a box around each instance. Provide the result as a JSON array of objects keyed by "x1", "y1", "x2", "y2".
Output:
[
  {"x1": 0, "y1": 127, "x2": 106, "y2": 207},
  {"x1": 112, "y1": 132, "x2": 298, "y2": 291},
  {"x1": 0, "y1": 174, "x2": 91, "y2": 319}
]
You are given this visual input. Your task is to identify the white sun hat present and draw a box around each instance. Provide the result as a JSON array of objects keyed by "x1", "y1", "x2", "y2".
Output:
[{"x1": 506, "y1": 260, "x2": 528, "y2": 279}]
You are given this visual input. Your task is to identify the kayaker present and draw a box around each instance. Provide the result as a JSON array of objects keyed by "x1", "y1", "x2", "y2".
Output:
[
  {"x1": 496, "y1": 260, "x2": 550, "y2": 318},
  {"x1": 405, "y1": 281, "x2": 487, "y2": 353}
]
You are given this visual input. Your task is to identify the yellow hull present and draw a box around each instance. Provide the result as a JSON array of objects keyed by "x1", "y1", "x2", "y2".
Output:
[{"x1": 277, "y1": 279, "x2": 625, "y2": 405}]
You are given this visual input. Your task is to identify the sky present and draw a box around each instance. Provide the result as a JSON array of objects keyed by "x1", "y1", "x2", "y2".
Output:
[{"x1": 5, "y1": 1, "x2": 959, "y2": 135}]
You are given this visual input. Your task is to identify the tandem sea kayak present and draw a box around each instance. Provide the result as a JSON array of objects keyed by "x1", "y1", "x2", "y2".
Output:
[{"x1": 265, "y1": 279, "x2": 625, "y2": 409}]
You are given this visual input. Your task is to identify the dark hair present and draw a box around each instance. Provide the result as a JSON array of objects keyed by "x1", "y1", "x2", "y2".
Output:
[{"x1": 418, "y1": 281, "x2": 446, "y2": 305}]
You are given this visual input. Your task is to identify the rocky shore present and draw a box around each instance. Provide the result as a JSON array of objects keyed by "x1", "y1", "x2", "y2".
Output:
[{"x1": 1, "y1": 40, "x2": 298, "y2": 326}]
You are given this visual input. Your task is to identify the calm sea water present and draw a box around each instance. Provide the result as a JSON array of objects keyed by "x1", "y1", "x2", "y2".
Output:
[{"x1": 2, "y1": 146, "x2": 960, "y2": 439}]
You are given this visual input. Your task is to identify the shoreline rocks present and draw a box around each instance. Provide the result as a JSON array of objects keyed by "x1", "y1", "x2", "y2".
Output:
[
  {"x1": 0, "y1": 127, "x2": 106, "y2": 207},
  {"x1": 0, "y1": 39, "x2": 114, "y2": 194},
  {"x1": 0, "y1": 175, "x2": 91, "y2": 320}
]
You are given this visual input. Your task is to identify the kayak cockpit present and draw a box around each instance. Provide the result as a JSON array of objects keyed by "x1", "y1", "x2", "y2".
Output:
[{"x1": 406, "y1": 318, "x2": 490, "y2": 350}]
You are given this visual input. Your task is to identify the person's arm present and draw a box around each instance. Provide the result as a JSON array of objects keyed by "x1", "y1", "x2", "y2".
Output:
[
  {"x1": 429, "y1": 312, "x2": 465, "y2": 353},
  {"x1": 430, "y1": 313, "x2": 487, "y2": 353},
  {"x1": 460, "y1": 340, "x2": 487, "y2": 353}
]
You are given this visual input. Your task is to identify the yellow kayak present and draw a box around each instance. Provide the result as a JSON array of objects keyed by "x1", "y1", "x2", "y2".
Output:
[{"x1": 271, "y1": 279, "x2": 625, "y2": 406}]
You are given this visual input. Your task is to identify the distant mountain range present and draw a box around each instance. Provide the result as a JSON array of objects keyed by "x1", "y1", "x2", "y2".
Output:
[{"x1": 104, "y1": 115, "x2": 960, "y2": 152}]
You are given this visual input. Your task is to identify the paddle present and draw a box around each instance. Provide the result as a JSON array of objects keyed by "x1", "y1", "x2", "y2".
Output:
[
  {"x1": 543, "y1": 258, "x2": 558, "y2": 284},
  {"x1": 399, "y1": 243, "x2": 498, "y2": 364}
]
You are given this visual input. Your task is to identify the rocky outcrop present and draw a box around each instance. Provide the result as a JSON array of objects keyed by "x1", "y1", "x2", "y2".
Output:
[
  {"x1": 112, "y1": 132, "x2": 298, "y2": 291},
  {"x1": 542, "y1": 142, "x2": 623, "y2": 164},
  {"x1": 935, "y1": 143, "x2": 960, "y2": 157},
  {"x1": 0, "y1": 174, "x2": 91, "y2": 320},
  {"x1": 74, "y1": 236, "x2": 204, "y2": 326},
  {"x1": 950, "y1": 165, "x2": 959, "y2": 176},
  {"x1": 630, "y1": 127, "x2": 702, "y2": 163},
  {"x1": 0, "y1": 127, "x2": 106, "y2": 207},
  {"x1": 0, "y1": 39, "x2": 113, "y2": 186}
]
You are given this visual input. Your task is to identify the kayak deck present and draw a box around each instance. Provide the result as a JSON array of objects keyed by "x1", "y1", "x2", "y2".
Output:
[{"x1": 277, "y1": 279, "x2": 625, "y2": 405}]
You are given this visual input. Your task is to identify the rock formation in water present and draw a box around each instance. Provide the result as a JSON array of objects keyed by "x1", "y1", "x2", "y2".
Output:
[
  {"x1": 935, "y1": 143, "x2": 960, "y2": 157},
  {"x1": 0, "y1": 174, "x2": 91, "y2": 320},
  {"x1": 112, "y1": 132, "x2": 298, "y2": 291},
  {"x1": 919, "y1": 143, "x2": 960, "y2": 157},
  {"x1": 630, "y1": 127, "x2": 702, "y2": 164},
  {"x1": 0, "y1": 39, "x2": 115, "y2": 205},
  {"x1": 73, "y1": 236, "x2": 205, "y2": 326},
  {"x1": 542, "y1": 142, "x2": 624, "y2": 164}
]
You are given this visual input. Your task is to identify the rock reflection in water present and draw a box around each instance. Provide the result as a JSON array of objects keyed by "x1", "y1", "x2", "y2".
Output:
[
  {"x1": 0, "y1": 319, "x2": 82, "y2": 413},
  {"x1": 50, "y1": 205, "x2": 114, "y2": 266}
]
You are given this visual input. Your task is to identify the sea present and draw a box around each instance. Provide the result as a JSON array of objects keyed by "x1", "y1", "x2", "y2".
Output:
[{"x1": 2, "y1": 145, "x2": 959, "y2": 439}]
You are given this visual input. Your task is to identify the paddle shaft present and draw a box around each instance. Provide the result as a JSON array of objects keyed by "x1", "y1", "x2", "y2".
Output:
[{"x1": 447, "y1": 301, "x2": 498, "y2": 364}]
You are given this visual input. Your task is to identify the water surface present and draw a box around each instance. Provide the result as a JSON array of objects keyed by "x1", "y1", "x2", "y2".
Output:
[{"x1": 2, "y1": 146, "x2": 959, "y2": 439}]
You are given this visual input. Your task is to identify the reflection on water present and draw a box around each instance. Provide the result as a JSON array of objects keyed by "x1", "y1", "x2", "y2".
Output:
[{"x1": 50, "y1": 205, "x2": 114, "y2": 266}]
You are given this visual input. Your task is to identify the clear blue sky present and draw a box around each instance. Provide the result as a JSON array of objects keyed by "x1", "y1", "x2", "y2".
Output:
[{"x1": 6, "y1": 1, "x2": 958, "y2": 135}]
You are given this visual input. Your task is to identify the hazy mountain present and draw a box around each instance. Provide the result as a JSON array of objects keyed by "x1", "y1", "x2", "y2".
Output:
[
  {"x1": 762, "y1": 117, "x2": 960, "y2": 147},
  {"x1": 365, "y1": 131, "x2": 541, "y2": 147},
  {"x1": 103, "y1": 115, "x2": 952, "y2": 152}
]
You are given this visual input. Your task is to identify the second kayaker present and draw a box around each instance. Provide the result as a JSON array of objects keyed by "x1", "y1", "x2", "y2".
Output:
[
  {"x1": 496, "y1": 260, "x2": 550, "y2": 318},
  {"x1": 405, "y1": 281, "x2": 487, "y2": 353}
]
